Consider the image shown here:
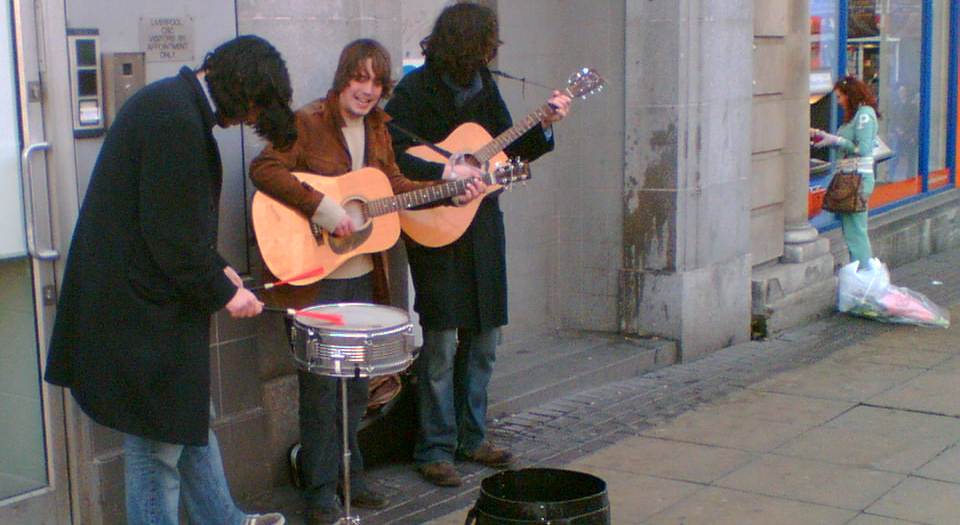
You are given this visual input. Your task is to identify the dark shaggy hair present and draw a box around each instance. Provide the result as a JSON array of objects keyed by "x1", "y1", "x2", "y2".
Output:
[
  {"x1": 421, "y1": 2, "x2": 500, "y2": 86},
  {"x1": 201, "y1": 35, "x2": 297, "y2": 150},
  {"x1": 834, "y1": 75, "x2": 882, "y2": 122},
  {"x1": 332, "y1": 39, "x2": 394, "y2": 98}
]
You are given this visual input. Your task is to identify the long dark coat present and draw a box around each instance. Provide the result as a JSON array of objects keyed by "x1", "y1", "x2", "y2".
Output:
[
  {"x1": 384, "y1": 64, "x2": 554, "y2": 331},
  {"x1": 44, "y1": 67, "x2": 236, "y2": 446}
]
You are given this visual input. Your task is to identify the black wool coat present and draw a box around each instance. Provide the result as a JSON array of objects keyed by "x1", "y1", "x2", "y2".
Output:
[
  {"x1": 384, "y1": 64, "x2": 554, "y2": 331},
  {"x1": 45, "y1": 67, "x2": 237, "y2": 445}
]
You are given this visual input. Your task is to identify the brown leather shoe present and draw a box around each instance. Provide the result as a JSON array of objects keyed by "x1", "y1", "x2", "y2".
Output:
[
  {"x1": 350, "y1": 486, "x2": 390, "y2": 510},
  {"x1": 457, "y1": 442, "x2": 514, "y2": 468},
  {"x1": 303, "y1": 505, "x2": 343, "y2": 525},
  {"x1": 417, "y1": 461, "x2": 463, "y2": 487}
]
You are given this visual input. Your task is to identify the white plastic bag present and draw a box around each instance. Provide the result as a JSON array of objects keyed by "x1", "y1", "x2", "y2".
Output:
[{"x1": 837, "y1": 258, "x2": 949, "y2": 328}]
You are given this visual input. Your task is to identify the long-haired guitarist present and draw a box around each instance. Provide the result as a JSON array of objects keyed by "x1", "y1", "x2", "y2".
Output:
[
  {"x1": 249, "y1": 39, "x2": 482, "y2": 525},
  {"x1": 384, "y1": 2, "x2": 572, "y2": 488}
]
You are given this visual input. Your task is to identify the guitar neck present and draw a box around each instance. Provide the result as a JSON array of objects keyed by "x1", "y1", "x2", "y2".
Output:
[
  {"x1": 364, "y1": 173, "x2": 498, "y2": 217},
  {"x1": 473, "y1": 87, "x2": 571, "y2": 163}
]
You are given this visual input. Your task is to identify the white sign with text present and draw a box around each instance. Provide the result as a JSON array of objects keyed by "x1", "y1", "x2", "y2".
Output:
[{"x1": 140, "y1": 17, "x2": 194, "y2": 62}]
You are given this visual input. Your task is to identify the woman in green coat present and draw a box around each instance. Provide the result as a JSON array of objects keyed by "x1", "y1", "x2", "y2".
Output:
[{"x1": 810, "y1": 75, "x2": 880, "y2": 268}]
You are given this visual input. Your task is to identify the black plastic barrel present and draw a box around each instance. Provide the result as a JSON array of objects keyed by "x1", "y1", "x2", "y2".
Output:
[{"x1": 465, "y1": 468, "x2": 610, "y2": 524}]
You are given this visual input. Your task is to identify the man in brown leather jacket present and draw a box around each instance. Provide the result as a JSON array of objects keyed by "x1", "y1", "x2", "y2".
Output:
[{"x1": 249, "y1": 39, "x2": 482, "y2": 525}]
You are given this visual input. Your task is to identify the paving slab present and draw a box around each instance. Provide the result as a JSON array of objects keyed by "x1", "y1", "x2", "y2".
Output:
[
  {"x1": 847, "y1": 513, "x2": 930, "y2": 524},
  {"x1": 867, "y1": 325, "x2": 959, "y2": 353},
  {"x1": 868, "y1": 370, "x2": 960, "y2": 416},
  {"x1": 825, "y1": 341, "x2": 954, "y2": 369},
  {"x1": 639, "y1": 408, "x2": 809, "y2": 453},
  {"x1": 642, "y1": 486, "x2": 856, "y2": 525},
  {"x1": 560, "y1": 465, "x2": 701, "y2": 525},
  {"x1": 697, "y1": 389, "x2": 854, "y2": 427},
  {"x1": 937, "y1": 354, "x2": 960, "y2": 371},
  {"x1": 915, "y1": 443, "x2": 960, "y2": 483},
  {"x1": 865, "y1": 476, "x2": 960, "y2": 525},
  {"x1": 714, "y1": 454, "x2": 904, "y2": 510},
  {"x1": 567, "y1": 436, "x2": 755, "y2": 484},
  {"x1": 747, "y1": 359, "x2": 924, "y2": 402},
  {"x1": 773, "y1": 405, "x2": 960, "y2": 473}
]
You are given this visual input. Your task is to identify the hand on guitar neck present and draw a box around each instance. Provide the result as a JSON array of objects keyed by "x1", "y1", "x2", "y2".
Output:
[
  {"x1": 541, "y1": 90, "x2": 573, "y2": 128},
  {"x1": 442, "y1": 156, "x2": 487, "y2": 206}
]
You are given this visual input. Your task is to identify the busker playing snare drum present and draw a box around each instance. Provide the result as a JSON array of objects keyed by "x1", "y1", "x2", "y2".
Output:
[
  {"x1": 44, "y1": 35, "x2": 296, "y2": 525},
  {"x1": 249, "y1": 38, "x2": 484, "y2": 525}
]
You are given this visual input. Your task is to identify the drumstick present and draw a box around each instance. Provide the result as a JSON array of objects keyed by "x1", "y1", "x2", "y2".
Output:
[
  {"x1": 263, "y1": 306, "x2": 345, "y2": 325},
  {"x1": 249, "y1": 266, "x2": 326, "y2": 292}
]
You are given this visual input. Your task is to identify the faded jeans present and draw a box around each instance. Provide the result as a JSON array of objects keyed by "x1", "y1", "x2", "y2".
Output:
[
  {"x1": 295, "y1": 274, "x2": 372, "y2": 510},
  {"x1": 124, "y1": 429, "x2": 246, "y2": 525},
  {"x1": 413, "y1": 327, "x2": 498, "y2": 465}
]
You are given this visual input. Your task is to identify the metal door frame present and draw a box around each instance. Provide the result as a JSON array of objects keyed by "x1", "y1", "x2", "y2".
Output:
[{"x1": 0, "y1": 0, "x2": 81, "y2": 522}]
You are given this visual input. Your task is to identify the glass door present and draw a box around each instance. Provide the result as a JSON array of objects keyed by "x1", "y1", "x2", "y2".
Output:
[{"x1": 0, "y1": 0, "x2": 72, "y2": 521}]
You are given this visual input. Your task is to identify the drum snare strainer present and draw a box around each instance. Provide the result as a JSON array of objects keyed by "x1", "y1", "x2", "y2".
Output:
[{"x1": 289, "y1": 303, "x2": 416, "y2": 378}]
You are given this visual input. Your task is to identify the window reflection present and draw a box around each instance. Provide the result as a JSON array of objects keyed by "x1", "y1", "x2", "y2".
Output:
[{"x1": 876, "y1": 0, "x2": 922, "y2": 183}]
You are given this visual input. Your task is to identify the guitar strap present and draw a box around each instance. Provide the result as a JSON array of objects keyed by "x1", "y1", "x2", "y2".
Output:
[{"x1": 386, "y1": 121, "x2": 453, "y2": 160}]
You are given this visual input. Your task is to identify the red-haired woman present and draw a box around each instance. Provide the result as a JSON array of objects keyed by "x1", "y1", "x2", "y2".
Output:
[{"x1": 810, "y1": 75, "x2": 880, "y2": 268}]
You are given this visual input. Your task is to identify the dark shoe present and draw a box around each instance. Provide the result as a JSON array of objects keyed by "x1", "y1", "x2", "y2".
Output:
[
  {"x1": 417, "y1": 461, "x2": 462, "y2": 487},
  {"x1": 304, "y1": 504, "x2": 343, "y2": 525},
  {"x1": 457, "y1": 442, "x2": 514, "y2": 468},
  {"x1": 349, "y1": 486, "x2": 390, "y2": 510}
]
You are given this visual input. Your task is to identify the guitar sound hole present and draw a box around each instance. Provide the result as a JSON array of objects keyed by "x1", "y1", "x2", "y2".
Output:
[
  {"x1": 343, "y1": 198, "x2": 369, "y2": 230},
  {"x1": 454, "y1": 153, "x2": 481, "y2": 169},
  {"x1": 327, "y1": 198, "x2": 372, "y2": 255}
]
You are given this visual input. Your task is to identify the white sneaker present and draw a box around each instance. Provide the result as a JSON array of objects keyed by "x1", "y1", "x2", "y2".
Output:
[{"x1": 243, "y1": 513, "x2": 285, "y2": 525}]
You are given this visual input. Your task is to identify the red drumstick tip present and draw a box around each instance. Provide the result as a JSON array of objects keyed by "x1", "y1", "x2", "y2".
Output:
[{"x1": 296, "y1": 310, "x2": 345, "y2": 325}]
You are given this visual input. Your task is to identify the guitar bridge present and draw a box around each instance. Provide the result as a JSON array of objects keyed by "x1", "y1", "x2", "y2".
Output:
[{"x1": 310, "y1": 222, "x2": 325, "y2": 246}]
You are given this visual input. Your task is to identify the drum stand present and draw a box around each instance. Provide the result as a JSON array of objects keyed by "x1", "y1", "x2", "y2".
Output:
[{"x1": 336, "y1": 360, "x2": 361, "y2": 524}]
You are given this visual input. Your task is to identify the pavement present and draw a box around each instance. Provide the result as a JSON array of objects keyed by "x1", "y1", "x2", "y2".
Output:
[{"x1": 257, "y1": 247, "x2": 960, "y2": 524}]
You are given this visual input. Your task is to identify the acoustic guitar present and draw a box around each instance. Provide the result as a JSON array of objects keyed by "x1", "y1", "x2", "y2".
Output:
[
  {"x1": 399, "y1": 68, "x2": 605, "y2": 247},
  {"x1": 251, "y1": 160, "x2": 530, "y2": 285}
]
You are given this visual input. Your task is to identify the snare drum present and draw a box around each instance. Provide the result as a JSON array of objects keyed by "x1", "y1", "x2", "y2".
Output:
[{"x1": 289, "y1": 303, "x2": 416, "y2": 378}]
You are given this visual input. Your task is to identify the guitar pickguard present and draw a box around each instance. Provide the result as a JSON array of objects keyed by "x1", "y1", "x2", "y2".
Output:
[{"x1": 327, "y1": 224, "x2": 371, "y2": 254}]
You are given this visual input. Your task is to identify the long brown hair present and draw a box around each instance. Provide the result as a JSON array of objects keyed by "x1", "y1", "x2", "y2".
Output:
[
  {"x1": 332, "y1": 39, "x2": 394, "y2": 98},
  {"x1": 420, "y1": 3, "x2": 500, "y2": 86},
  {"x1": 834, "y1": 75, "x2": 881, "y2": 122}
]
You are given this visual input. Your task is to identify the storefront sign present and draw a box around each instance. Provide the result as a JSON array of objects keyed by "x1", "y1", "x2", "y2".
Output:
[{"x1": 140, "y1": 17, "x2": 194, "y2": 62}]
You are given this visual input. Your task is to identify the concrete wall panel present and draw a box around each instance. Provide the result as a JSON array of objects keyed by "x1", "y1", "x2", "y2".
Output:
[
  {"x1": 755, "y1": 0, "x2": 790, "y2": 37},
  {"x1": 753, "y1": 38, "x2": 787, "y2": 96},
  {"x1": 751, "y1": 204, "x2": 786, "y2": 265},
  {"x1": 751, "y1": 95, "x2": 787, "y2": 153}
]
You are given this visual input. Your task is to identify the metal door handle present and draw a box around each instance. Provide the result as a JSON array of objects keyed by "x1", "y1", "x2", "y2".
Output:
[{"x1": 21, "y1": 142, "x2": 59, "y2": 261}]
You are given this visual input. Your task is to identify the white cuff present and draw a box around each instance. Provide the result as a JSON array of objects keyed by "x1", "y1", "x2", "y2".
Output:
[{"x1": 311, "y1": 197, "x2": 346, "y2": 233}]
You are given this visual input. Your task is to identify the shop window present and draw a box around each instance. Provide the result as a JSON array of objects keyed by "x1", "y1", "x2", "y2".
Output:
[
  {"x1": 927, "y1": 0, "x2": 951, "y2": 188},
  {"x1": 809, "y1": 0, "x2": 928, "y2": 225}
]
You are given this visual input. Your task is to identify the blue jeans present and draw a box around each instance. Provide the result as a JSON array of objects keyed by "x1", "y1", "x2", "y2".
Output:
[
  {"x1": 414, "y1": 327, "x2": 498, "y2": 464},
  {"x1": 295, "y1": 275, "x2": 372, "y2": 510},
  {"x1": 124, "y1": 430, "x2": 246, "y2": 525}
]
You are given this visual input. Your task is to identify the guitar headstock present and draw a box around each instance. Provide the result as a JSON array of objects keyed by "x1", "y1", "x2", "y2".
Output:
[
  {"x1": 493, "y1": 158, "x2": 531, "y2": 186},
  {"x1": 567, "y1": 68, "x2": 605, "y2": 100}
]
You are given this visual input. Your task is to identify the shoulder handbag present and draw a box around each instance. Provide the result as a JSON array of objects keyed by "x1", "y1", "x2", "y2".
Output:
[
  {"x1": 873, "y1": 135, "x2": 894, "y2": 163},
  {"x1": 822, "y1": 170, "x2": 867, "y2": 213}
]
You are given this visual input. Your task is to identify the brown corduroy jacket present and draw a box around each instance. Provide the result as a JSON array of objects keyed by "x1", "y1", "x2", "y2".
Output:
[{"x1": 249, "y1": 92, "x2": 438, "y2": 309}]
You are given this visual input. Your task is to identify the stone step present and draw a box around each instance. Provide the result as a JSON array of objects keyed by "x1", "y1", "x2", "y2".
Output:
[{"x1": 488, "y1": 332, "x2": 677, "y2": 419}]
